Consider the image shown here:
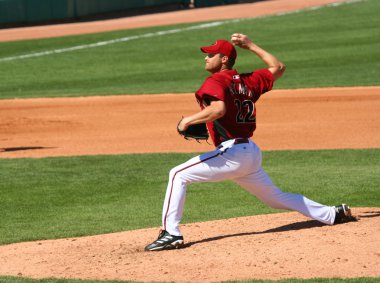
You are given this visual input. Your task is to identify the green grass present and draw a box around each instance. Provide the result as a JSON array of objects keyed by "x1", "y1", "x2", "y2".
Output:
[
  {"x1": 0, "y1": 0, "x2": 379, "y2": 99},
  {"x1": 227, "y1": 279, "x2": 380, "y2": 283},
  {"x1": 0, "y1": 2, "x2": 379, "y2": 283},
  {"x1": 0, "y1": 149, "x2": 378, "y2": 246},
  {"x1": 0, "y1": 276, "x2": 379, "y2": 283}
]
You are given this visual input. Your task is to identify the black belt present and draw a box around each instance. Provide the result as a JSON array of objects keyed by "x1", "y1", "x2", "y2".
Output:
[
  {"x1": 218, "y1": 138, "x2": 249, "y2": 149},
  {"x1": 234, "y1": 138, "x2": 250, "y2": 144}
]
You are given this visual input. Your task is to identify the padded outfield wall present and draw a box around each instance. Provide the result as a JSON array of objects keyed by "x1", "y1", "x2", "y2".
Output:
[
  {"x1": 0, "y1": 0, "x2": 241, "y2": 27},
  {"x1": 0, "y1": 0, "x2": 190, "y2": 26}
]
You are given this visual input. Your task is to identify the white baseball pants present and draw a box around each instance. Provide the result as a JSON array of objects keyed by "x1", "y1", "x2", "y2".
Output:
[{"x1": 162, "y1": 139, "x2": 336, "y2": 236}]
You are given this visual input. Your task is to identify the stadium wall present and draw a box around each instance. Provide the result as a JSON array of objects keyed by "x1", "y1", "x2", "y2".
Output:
[
  {"x1": 0, "y1": 0, "x2": 244, "y2": 27},
  {"x1": 0, "y1": 0, "x2": 192, "y2": 27}
]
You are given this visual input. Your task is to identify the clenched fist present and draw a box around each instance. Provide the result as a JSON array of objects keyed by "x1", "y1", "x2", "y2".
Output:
[{"x1": 231, "y1": 33, "x2": 254, "y2": 49}]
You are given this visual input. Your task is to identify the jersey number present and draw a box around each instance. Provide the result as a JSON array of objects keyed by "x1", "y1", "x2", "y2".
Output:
[{"x1": 234, "y1": 99, "x2": 255, "y2": 124}]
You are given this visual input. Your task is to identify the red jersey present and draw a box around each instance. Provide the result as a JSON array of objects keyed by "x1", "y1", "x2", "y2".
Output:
[{"x1": 195, "y1": 69, "x2": 274, "y2": 146}]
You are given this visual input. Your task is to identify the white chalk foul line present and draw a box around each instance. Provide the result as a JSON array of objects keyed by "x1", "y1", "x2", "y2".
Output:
[
  {"x1": 0, "y1": 0, "x2": 364, "y2": 63},
  {"x1": 0, "y1": 21, "x2": 227, "y2": 62}
]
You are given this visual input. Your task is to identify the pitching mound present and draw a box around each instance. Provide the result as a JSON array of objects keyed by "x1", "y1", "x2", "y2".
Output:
[
  {"x1": 0, "y1": 208, "x2": 379, "y2": 282},
  {"x1": 1, "y1": 1, "x2": 378, "y2": 282}
]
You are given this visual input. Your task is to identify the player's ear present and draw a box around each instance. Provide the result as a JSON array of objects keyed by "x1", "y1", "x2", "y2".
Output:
[{"x1": 221, "y1": 55, "x2": 229, "y2": 63}]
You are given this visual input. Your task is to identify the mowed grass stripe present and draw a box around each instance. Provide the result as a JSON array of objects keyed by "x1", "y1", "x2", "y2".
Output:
[
  {"x1": 0, "y1": 0, "x2": 379, "y2": 99},
  {"x1": 0, "y1": 149, "x2": 378, "y2": 245}
]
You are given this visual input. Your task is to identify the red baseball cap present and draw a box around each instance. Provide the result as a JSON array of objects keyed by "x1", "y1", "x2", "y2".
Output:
[{"x1": 200, "y1": 39, "x2": 237, "y2": 60}]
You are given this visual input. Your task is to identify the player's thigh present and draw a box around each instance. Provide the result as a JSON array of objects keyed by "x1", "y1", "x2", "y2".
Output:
[
  {"x1": 234, "y1": 167, "x2": 286, "y2": 206},
  {"x1": 170, "y1": 149, "x2": 243, "y2": 183}
]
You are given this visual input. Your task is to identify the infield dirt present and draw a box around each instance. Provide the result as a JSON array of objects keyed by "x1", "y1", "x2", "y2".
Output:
[
  {"x1": 0, "y1": 0, "x2": 379, "y2": 282},
  {"x1": 1, "y1": 87, "x2": 379, "y2": 158}
]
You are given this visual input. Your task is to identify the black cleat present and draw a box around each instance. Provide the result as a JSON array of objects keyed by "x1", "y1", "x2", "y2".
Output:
[
  {"x1": 334, "y1": 204, "x2": 357, "y2": 224},
  {"x1": 144, "y1": 230, "x2": 184, "y2": 251}
]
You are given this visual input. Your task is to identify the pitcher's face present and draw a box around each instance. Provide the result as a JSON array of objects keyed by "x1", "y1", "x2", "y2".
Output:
[{"x1": 204, "y1": 53, "x2": 223, "y2": 73}]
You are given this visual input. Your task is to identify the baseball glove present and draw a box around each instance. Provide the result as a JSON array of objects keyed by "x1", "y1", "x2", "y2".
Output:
[{"x1": 177, "y1": 119, "x2": 209, "y2": 141}]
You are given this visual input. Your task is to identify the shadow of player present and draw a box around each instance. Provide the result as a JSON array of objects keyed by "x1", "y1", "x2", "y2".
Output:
[
  {"x1": 183, "y1": 219, "x2": 326, "y2": 248},
  {"x1": 183, "y1": 209, "x2": 380, "y2": 249},
  {"x1": 0, "y1": 146, "x2": 54, "y2": 152}
]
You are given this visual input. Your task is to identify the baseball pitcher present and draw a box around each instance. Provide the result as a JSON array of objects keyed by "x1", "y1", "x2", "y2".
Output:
[{"x1": 145, "y1": 33, "x2": 356, "y2": 251}]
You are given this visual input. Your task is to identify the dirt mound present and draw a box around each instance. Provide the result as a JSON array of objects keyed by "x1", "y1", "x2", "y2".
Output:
[
  {"x1": 1, "y1": 1, "x2": 379, "y2": 282},
  {"x1": 0, "y1": 208, "x2": 379, "y2": 282}
]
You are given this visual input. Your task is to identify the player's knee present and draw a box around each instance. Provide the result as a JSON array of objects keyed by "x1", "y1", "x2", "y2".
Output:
[
  {"x1": 169, "y1": 167, "x2": 178, "y2": 181},
  {"x1": 169, "y1": 167, "x2": 189, "y2": 184}
]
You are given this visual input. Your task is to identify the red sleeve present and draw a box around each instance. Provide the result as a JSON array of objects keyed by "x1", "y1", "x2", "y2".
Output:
[
  {"x1": 241, "y1": 69, "x2": 274, "y2": 102},
  {"x1": 196, "y1": 76, "x2": 225, "y2": 101}
]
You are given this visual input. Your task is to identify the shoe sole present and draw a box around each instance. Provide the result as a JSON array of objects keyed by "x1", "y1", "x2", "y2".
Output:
[{"x1": 145, "y1": 240, "x2": 184, "y2": 251}]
